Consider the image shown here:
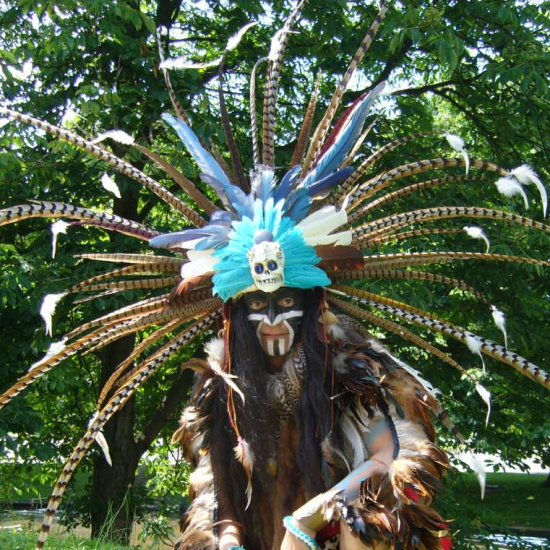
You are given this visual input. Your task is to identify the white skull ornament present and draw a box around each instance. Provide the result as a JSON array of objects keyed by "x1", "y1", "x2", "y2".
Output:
[{"x1": 248, "y1": 240, "x2": 285, "y2": 293}]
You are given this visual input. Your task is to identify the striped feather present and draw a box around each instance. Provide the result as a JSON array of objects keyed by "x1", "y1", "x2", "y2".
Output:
[
  {"x1": 345, "y1": 157, "x2": 507, "y2": 215},
  {"x1": 35, "y1": 311, "x2": 218, "y2": 549},
  {"x1": 262, "y1": 0, "x2": 306, "y2": 166},
  {"x1": 302, "y1": 1, "x2": 389, "y2": 173},
  {"x1": 0, "y1": 201, "x2": 159, "y2": 240},
  {"x1": 290, "y1": 73, "x2": 322, "y2": 168},
  {"x1": 250, "y1": 57, "x2": 268, "y2": 166},
  {"x1": 354, "y1": 207, "x2": 550, "y2": 242},
  {"x1": 333, "y1": 285, "x2": 550, "y2": 389},
  {"x1": 0, "y1": 107, "x2": 204, "y2": 226}
]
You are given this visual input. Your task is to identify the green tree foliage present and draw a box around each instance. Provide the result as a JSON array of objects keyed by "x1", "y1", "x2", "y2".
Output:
[{"x1": 0, "y1": 0, "x2": 548, "y2": 543}]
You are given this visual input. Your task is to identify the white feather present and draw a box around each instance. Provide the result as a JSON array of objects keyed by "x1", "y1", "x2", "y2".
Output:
[
  {"x1": 491, "y1": 306, "x2": 508, "y2": 350},
  {"x1": 95, "y1": 432, "x2": 112, "y2": 466},
  {"x1": 101, "y1": 173, "x2": 121, "y2": 199},
  {"x1": 29, "y1": 339, "x2": 67, "y2": 372},
  {"x1": 40, "y1": 292, "x2": 68, "y2": 336},
  {"x1": 495, "y1": 177, "x2": 529, "y2": 209},
  {"x1": 60, "y1": 108, "x2": 79, "y2": 127},
  {"x1": 445, "y1": 134, "x2": 470, "y2": 174},
  {"x1": 226, "y1": 22, "x2": 257, "y2": 51},
  {"x1": 463, "y1": 225, "x2": 490, "y2": 253},
  {"x1": 297, "y1": 206, "x2": 351, "y2": 246},
  {"x1": 181, "y1": 249, "x2": 217, "y2": 279},
  {"x1": 51, "y1": 220, "x2": 69, "y2": 259},
  {"x1": 445, "y1": 133, "x2": 464, "y2": 151},
  {"x1": 475, "y1": 383, "x2": 492, "y2": 426},
  {"x1": 462, "y1": 452, "x2": 487, "y2": 499},
  {"x1": 91, "y1": 130, "x2": 134, "y2": 145},
  {"x1": 160, "y1": 55, "x2": 223, "y2": 71},
  {"x1": 509, "y1": 165, "x2": 547, "y2": 217},
  {"x1": 88, "y1": 413, "x2": 112, "y2": 466},
  {"x1": 465, "y1": 334, "x2": 486, "y2": 374}
]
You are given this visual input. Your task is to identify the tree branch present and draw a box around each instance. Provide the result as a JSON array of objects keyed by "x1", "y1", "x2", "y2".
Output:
[{"x1": 390, "y1": 80, "x2": 458, "y2": 97}]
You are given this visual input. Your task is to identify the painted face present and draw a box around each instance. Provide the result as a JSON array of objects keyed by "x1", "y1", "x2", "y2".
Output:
[{"x1": 244, "y1": 288, "x2": 304, "y2": 357}]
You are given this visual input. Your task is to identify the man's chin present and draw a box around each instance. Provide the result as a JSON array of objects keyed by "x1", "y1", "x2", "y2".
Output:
[{"x1": 260, "y1": 333, "x2": 293, "y2": 356}]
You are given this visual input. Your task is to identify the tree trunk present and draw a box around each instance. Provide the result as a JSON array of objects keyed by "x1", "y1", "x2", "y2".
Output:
[{"x1": 90, "y1": 334, "x2": 139, "y2": 545}]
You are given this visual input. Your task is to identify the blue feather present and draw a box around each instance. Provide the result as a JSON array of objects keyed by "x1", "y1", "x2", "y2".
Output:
[
  {"x1": 201, "y1": 174, "x2": 254, "y2": 219},
  {"x1": 149, "y1": 230, "x2": 205, "y2": 248},
  {"x1": 149, "y1": 225, "x2": 230, "y2": 249},
  {"x1": 274, "y1": 165, "x2": 301, "y2": 202},
  {"x1": 253, "y1": 168, "x2": 276, "y2": 203},
  {"x1": 162, "y1": 113, "x2": 231, "y2": 188},
  {"x1": 285, "y1": 188, "x2": 312, "y2": 222},
  {"x1": 306, "y1": 167, "x2": 354, "y2": 197},
  {"x1": 302, "y1": 82, "x2": 385, "y2": 187},
  {"x1": 163, "y1": 113, "x2": 256, "y2": 218},
  {"x1": 210, "y1": 210, "x2": 233, "y2": 226}
]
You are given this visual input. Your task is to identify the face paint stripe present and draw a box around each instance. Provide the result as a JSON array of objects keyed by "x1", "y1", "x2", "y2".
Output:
[{"x1": 247, "y1": 310, "x2": 303, "y2": 325}]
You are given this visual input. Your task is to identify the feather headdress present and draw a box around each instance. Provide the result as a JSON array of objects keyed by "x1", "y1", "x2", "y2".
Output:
[{"x1": 0, "y1": 2, "x2": 549, "y2": 548}]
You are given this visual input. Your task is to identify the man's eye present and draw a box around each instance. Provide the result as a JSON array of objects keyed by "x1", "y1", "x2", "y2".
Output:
[
  {"x1": 249, "y1": 300, "x2": 267, "y2": 310},
  {"x1": 277, "y1": 297, "x2": 295, "y2": 308}
]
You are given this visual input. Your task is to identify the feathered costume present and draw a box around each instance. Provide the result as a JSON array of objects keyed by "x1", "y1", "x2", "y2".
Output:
[{"x1": 0, "y1": 1, "x2": 549, "y2": 549}]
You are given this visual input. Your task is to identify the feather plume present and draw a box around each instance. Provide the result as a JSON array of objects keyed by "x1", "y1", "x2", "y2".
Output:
[
  {"x1": 234, "y1": 437, "x2": 254, "y2": 509},
  {"x1": 163, "y1": 114, "x2": 253, "y2": 218},
  {"x1": 302, "y1": 83, "x2": 385, "y2": 188},
  {"x1": 463, "y1": 225, "x2": 490, "y2": 252},
  {"x1": 101, "y1": 173, "x2": 121, "y2": 199},
  {"x1": 495, "y1": 177, "x2": 529, "y2": 209},
  {"x1": 181, "y1": 250, "x2": 217, "y2": 280},
  {"x1": 160, "y1": 56, "x2": 222, "y2": 71},
  {"x1": 225, "y1": 22, "x2": 258, "y2": 51},
  {"x1": 250, "y1": 167, "x2": 275, "y2": 203},
  {"x1": 50, "y1": 220, "x2": 69, "y2": 258},
  {"x1": 40, "y1": 292, "x2": 68, "y2": 336},
  {"x1": 89, "y1": 413, "x2": 112, "y2": 466},
  {"x1": 509, "y1": 164, "x2": 547, "y2": 217},
  {"x1": 445, "y1": 134, "x2": 469, "y2": 174},
  {"x1": 91, "y1": 130, "x2": 134, "y2": 145},
  {"x1": 306, "y1": 167, "x2": 354, "y2": 198},
  {"x1": 29, "y1": 339, "x2": 67, "y2": 372},
  {"x1": 491, "y1": 306, "x2": 508, "y2": 350},
  {"x1": 160, "y1": 21, "x2": 256, "y2": 70},
  {"x1": 297, "y1": 205, "x2": 352, "y2": 246},
  {"x1": 465, "y1": 334, "x2": 486, "y2": 374},
  {"x1": 162, "y1": 113, "x2": 231, "y2": 188},
  {"x1": 475, "y1": 383, "x2": 492, "y2": 426},
  {"x1": 274, "y1": 165, "x2": 301, "y2": 203},
  {"x1": 461, "y1": 452, "x2": 487, "y2": 499}
]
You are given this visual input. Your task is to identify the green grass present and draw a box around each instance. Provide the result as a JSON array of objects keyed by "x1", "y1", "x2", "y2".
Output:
[
  {"x1": 451, "y1": 472, "x2": 550, "y2": 529},
  {"x1": 0, "y1": 529, "x2": 130, "y2": 549}
]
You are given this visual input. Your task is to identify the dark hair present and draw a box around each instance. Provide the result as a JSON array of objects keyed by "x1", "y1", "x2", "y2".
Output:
[{"x1": 208, "y1": 288, "x2": 334, "y2": 545}]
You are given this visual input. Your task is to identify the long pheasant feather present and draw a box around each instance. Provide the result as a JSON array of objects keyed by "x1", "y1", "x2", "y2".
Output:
[
  {"x1": 35, "y1": 311, "x2": 219, "y2": 549},
  {"x1": 354, "y1": 207, "x2": 550, "y2": 242},
  {"x1": 0, "y1": 108, "x2": 204, "y2": 226},
  {"x1": 262, "y1": 0, "x2": 306, "y2": 166},
  {"x1": 0, "y1": 201, "x2": 159, "y2": 240},
  {"x1": 302, "y1": 1, "x2": 389, "y2": 173},
  {"x1": 334, "y1": 286, "x2": 550, "y2": 389}
]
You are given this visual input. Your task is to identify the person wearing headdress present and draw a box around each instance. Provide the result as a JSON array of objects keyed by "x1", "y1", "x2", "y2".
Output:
[{"x1": 0, "y1": 2, "x2": 548, "y2": 550}]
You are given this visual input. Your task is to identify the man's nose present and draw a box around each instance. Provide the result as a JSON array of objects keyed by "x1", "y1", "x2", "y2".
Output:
[{"x1": 266, "y1": 298, "x2": 278, "y2": 324}]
